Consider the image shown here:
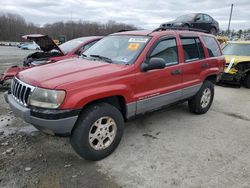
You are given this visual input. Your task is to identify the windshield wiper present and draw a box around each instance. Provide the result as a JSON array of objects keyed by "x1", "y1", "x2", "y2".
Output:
[
  {"x1": 90, "y1": 54, "x2": 113, "y2": 63},
  {"x1": 80, "y1": 53, "x2": 87, "y2": 58}
]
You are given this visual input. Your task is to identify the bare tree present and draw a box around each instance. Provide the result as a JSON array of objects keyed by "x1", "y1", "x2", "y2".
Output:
[{"x1": 0, "y1": 12, "x2": 137, "y2": 41}]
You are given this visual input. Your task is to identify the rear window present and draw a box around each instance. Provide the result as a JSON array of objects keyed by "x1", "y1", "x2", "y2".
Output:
[
  {"x1": 181, "y1": 37, "x2": 205, "y2": 62},
  {"x1": 202, "y1": 36, "x2": 221, "y2": 57}
]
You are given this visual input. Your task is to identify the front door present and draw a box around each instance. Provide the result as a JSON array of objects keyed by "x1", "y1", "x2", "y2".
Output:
[{"x1": 135, "y1": 37, "x2": 183, "y2": 114}]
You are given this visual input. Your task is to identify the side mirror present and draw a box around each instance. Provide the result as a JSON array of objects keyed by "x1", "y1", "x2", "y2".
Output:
[{"x1": 141, "y1": 57, "x2": 165, "y2": 72}]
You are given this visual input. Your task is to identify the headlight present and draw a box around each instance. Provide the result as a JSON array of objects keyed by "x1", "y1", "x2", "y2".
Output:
[{"x1": 29, "y1": 88, "x2": 66, "y2": 109}]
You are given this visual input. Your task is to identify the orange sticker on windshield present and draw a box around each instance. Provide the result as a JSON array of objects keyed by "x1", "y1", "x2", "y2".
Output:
[{"x1": 128, "y1": 43, "x2": 140, "y2": 51}]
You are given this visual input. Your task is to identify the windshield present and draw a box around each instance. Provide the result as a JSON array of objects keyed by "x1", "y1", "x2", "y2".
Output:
[
  {"x1": 83, "y1": 35, "x2": 150, "y2": 64},
  {"x1": 223, "y1": 43, "x2": 250, "y2": 56},
  {"x1": 59, "y1": 37, "x2": 96, "y2": 54},
  {"x1": 175, "y1": 14, "x2": 195, "y2": 22}
]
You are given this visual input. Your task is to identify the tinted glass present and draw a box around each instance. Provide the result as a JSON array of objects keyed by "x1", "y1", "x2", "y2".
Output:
[
  {"x1": 150, "y1": 38, "x2": 178, "y2": 66},
  {"x1": 202, "y1": 36, "x2": 221, "y2": 57},
  {"x1": 223, "y1": 43, "x2": 250, "y2": 56},
  {"x1": 204, "y1": 15, "x2": 212, "y2": 22},
  {"x1": 175, "y1": 14, "x2": 195, "y2": 22},
  {"x1": 181, "y1": 38, "x2": 203, "y2": 62},
  {"x1": 195, "y1": 38, "x2": 205, "y2": 58},
  {"x1": 195, "y1": 14, "x2": 203, "y2": 22}
]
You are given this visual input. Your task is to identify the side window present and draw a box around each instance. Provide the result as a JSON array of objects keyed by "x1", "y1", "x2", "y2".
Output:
[
  {"x1": 195, "y1": 14, "x2": 203, "y2": 22},
  {"x1": 181, "y1": 37, "x2": 205, "y2": 62},
  {"x1": 204, "y1": 15, "x2": 212, "y2": 22},
  {"x1": 150, "y1": 38, "x2": 178, "y2": 66},
  {"x1": 195, "y1": 38, "x2": 205, "y2": 59},
  {"x1": 202, "y1": 36, "x2": 221, "y2": 57}
]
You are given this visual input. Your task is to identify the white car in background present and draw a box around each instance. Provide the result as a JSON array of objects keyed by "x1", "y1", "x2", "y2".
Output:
[{"x1": 20, "y1": 41, "x2": 40, "y2": 50}]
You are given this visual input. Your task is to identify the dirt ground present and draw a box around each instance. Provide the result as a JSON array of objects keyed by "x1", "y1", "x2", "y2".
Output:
[{"x1": 0, "y1": 46, "x2": 250, "y2": 188}]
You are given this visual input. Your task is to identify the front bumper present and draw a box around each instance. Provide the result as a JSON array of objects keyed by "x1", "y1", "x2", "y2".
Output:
[{"x1": 4, "y1": 93, "x2": 79, "y2": 136}]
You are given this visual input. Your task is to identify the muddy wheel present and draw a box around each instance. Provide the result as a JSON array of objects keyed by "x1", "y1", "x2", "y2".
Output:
[
  {"x1": 70, "y1": 103, "x2": 124, "y2": 161},
  {"x1": 188, "y1": 80, "x2": 214, "y2": 114},
  {"x1": 243, "y1": 73, "x2": 250, "y2": 88}
]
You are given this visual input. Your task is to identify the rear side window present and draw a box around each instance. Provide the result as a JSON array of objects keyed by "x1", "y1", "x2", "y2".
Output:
[
  {"x1": 202, "y1": 36, "x2": 221, "y2": 57},
  {"x1": 204, "y1": 15, "x2": 213, "y2": 22},
  {"x1": 150, "y1": 38, "x2": 178, "y2": 66},
  {"x1": 181, "y1": 37, "x2": 205, "y2": 62}
]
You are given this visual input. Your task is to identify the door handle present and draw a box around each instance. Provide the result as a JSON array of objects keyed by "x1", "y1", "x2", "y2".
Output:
[
  {"x1": 201, "y1": 63, "x2": 209, "y2": 68},
  {"x1": 171, "y1": 69, "x2": 182, "y2": 75}
]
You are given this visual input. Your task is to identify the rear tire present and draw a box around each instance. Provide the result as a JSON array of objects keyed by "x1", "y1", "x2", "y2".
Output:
[
  {"x1": 188, "y1": 80, "x2": 214, "y2": 114},
  {"x1": 70, "y1": 103, "x2": 124, "y2": 161},
  {"x1": 209, "y1": 27, "x2": 217, "y2": 35},
  {"x1": 183, "y1": 24, "x2": 189, "y2": 29},
  {"x1": 243, "y1": 73, "x2": 250, "y2": 88}
]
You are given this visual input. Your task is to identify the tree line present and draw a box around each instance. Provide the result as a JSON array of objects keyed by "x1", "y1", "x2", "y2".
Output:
[
  {"x1": 1, "y1": 12, "x2": 249, "y2": 42},
  {"x1": 220, "y1": 29, "x2": 250, "y2": 38},
  {"x1": 0, "y1": 13, "x2": 138, "y2": 41}
]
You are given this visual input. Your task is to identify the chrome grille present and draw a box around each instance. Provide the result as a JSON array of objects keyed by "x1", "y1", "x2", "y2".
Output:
[{"x1": 11, "y1": 78, "x2": 35, "y2": 106}]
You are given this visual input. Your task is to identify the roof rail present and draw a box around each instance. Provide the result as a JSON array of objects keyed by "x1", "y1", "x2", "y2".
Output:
[{"x1": 152, "y1": 26, "x2": 209, "y2": 33}]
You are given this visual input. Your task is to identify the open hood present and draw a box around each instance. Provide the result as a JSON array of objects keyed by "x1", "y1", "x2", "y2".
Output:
[{"x1": 22, "y1": 34, "x2": 64, "y2": 55}]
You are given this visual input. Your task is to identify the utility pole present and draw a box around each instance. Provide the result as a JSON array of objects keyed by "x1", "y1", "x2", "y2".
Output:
[{"x1": 227, "y1": 4, "x2": 234, "y2": 36}]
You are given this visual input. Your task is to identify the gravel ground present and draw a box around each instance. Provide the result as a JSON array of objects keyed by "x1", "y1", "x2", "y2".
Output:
[{"x1": 0, "y1": 46, "x2": 250, "y2": 188}]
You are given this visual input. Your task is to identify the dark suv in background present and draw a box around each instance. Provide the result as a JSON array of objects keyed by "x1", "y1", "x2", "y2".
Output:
[{"x1": 161, "y1": 13, "x2": 219, "y2": 35}]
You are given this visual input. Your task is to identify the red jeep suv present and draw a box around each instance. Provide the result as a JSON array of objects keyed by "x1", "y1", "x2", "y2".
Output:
[{"x1": 5, "y1": 29, "x2": 225, "y2": 161}]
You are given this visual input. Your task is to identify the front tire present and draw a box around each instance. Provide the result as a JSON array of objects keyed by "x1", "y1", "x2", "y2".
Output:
[
  {"x1": 70, "y1": 103, "x2": 124, "y2": 161},
  {"x1": 243, "y1": 73, "x2": 250, "y2": 88},
  {"x1": 188, "y1": 80, "x2": 214, "y2": 114}
]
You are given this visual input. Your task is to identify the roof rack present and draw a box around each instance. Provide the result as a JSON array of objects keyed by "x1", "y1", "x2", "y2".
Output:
[{"x1": 152, "y1": 26, "x2": 209, "y2": 33}]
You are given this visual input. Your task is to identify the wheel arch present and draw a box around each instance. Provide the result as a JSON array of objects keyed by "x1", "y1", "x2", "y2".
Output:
[
  {"x1": 209, "y1": 26, "x2": 217, "y2": 35},
  {"x1": 236, "y1": 61, "x2": 250, "y2": 72},
  {"x1": 79, "y1": 95, "x2": 127, "y2": 120},
  {"x1": 183, "y1": 23, "x2": 190, "y2": 27},
  {"x1": 204, "y1": 74, "x2": 217, "y2": 84}
]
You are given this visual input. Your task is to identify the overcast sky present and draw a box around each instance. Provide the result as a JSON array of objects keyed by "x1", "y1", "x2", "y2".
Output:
[{"x1": 0, "y1": 0, "x2": 249, "y2": 30}]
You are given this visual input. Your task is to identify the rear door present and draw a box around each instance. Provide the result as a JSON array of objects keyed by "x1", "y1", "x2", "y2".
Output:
[
  {"x1": 135, "y1": 36, "x2": 183, "y2": 114},
  {"x1": 180, "y1": 36, "x2": 206, "y2": 98},
  {"x1": 203, "y1": 14, "x2": 213, "y2": 31}
]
